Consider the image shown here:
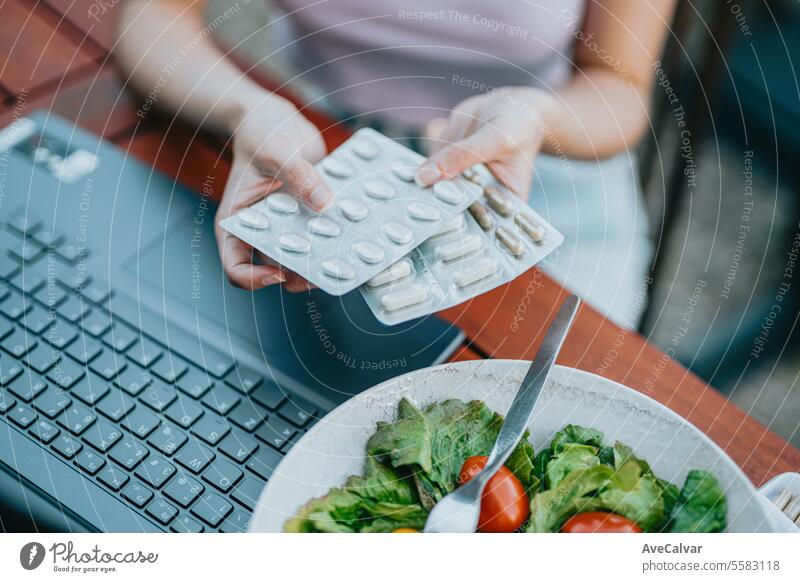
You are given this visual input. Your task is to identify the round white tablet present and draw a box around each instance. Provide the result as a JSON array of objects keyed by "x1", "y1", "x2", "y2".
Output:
[
  {"x1": 237, "y1": 208, "x2": 270, "y2": 230},
  {"x1": 352, "y1": 241, "x2": 385, "y2": 264},
  {"x1": 321, "y1": 157, "x2": 354, "y2": 179},
  {"x1": 306, "y1": 217, "x2": 341, "y2": 237},
  {"x1": 351, "y1": 138, "x2": 379, "y2": 160},
  {"x1": 322, "y1": 260, "x2": 356, "y2": 280},
  {"x1": 433, "y1": 180, "x2": 465, "y2": 205},
  {"x1": 364, "y1": 179, "x2": 396, "y2": 200},
  {"x1": 407, "y1": 202, "x2": 441, "y2": 222},
  {"x1": 338, "y1": 198, "x2": 369, "y2": 222},
  {"x1": 267, "y1": 193, "x2": 299, "y2": 215},
  {"x1": 391, "y1": 159, "x2": 417, "y2": 182},
  {"x1": 381, "y1": 222, "x2": 414, "y2": 245},
  {"x1": 278, "y1": 233, "x2": 311, "y2": 254}
]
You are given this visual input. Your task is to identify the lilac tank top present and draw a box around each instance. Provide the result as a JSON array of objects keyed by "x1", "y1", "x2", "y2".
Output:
[{"x1": 273, "y1": 1, "x2": 586, "y2": 128}]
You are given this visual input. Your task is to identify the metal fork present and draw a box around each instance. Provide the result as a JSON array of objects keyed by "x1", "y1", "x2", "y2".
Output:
[
  {"x1": 773, "y1": 488, "x2": 800, "y2": 527},
  {"x1": 423, "y1": 294, "x2": 580, "y2": 533}
]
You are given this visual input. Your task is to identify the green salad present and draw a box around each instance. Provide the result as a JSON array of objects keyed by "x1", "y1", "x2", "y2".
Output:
[{"x1": 284, "y1": 398, "x2": 727, "y2": 533}]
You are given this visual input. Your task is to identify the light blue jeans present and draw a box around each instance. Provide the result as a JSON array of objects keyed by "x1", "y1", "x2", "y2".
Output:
[{"x1": 529, "y1": 153, "x2": 653, "y2": 329}]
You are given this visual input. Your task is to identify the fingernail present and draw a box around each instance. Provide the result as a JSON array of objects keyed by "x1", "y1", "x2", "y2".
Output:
[
  {"x1": 415, "y1": 162, "x2": 440, "y2": 187},
  {"x1": 309, "y1": 186, "x2": 334, "y2": 212},
  {"x1": 262, "y1": 272, "x2": 286, "y2": 286}
]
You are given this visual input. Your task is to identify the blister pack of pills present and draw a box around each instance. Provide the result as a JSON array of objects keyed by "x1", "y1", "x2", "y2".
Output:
[
  {"x1": 359, "y1": 166, "x2": 564, "y2": 325},
  {"x1": 219, "y1": 128, "x2": 483, "y2": 295}
]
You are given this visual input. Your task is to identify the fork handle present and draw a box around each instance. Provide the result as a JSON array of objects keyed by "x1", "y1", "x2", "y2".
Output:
[{"x1": 481, "y1": 294, "x2": 580, "y2": 482}]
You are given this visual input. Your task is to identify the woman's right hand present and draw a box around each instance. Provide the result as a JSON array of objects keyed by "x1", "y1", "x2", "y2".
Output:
[{"x1": 215, "y1": 98, "x2": 334, "y2": 291}]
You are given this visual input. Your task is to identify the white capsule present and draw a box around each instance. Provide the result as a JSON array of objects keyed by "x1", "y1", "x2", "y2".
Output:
[
  {"x1": 515, "y1": 212, "x2": 547, "y2": 243},
  {"x1": 267, "y1": 193, "x2": 300, "y2": 215},
  {"x1": 381, "y1": 222, "x2": 414, "y2": 245},
  {"x1": 453, "y1": 258, "x2": 498, "y2": 288},
  {"x1": 435, "y1": 234, "x2": 483, "y2": 262},
  {"x1": 237, "y1": 208, "x2": 270, "y2": 230},
  {"x1": 322, "y1": 260, "x2": 356, "y2": 280},
  {"x1": 352, "y1": 241, "x2": 385, "y2": 264},
  {"x1": 278, "y1": 233, "x2": 311, "y2": 254},
  {"x1": 484, "y1": 186, "x2": 514, "y2": 216},
  {"x1": 380, "y1": 284, "x2": 429, "y2": 312},
  {"x1": 407, "y1": 202, "x2": 440, "y2": 222},
  {"x1": 364, "y1": 179, "x2": 396, "y2": 200},
  {"x1": 391, "y1": 159, "x2": 417, "y2": 182},
  {"x1": 496, "y1": 226, "x2": 525, "y2": 257},
  {"x1": 433, "y1": 214, "x2": 465, "y2": 237},
  {"x1": 307, "y1": 217, "x2": 341, "y2": 237},
  {"x1": 432, "y1": 180, "x2": 465, "y2": 205},
  {"x1": 351, "y1": 138, "x2": 379, "y2": 160},
  {"x1": 367, "y1": 260, "x2": 412, "y2": 288},
  {"x1": 338, "y1": 198, "x2": 369, "y2": 222},
  {"x1": 321, "y1": 157, "x2": 354, "y2": 179}
]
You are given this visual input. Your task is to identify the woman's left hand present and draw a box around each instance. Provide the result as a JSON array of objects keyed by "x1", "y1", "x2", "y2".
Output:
[{"x1": 416, "y1": 87, "x2": 554, "y2": 200}]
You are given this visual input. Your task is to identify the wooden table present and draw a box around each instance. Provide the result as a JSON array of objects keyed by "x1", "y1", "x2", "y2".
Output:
[{"x1": 2, "y1": 0, "x2": 798, "y2": 489}]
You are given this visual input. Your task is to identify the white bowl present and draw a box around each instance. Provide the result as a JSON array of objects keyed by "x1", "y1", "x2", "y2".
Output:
[{"x1": 250, "y1": 360, "x2": 775, "y2": 532}]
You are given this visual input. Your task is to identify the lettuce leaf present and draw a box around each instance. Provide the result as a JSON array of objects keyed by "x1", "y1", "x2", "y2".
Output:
[{"x1": 669, "y1": 470, "x2": 727, "y2": 533}]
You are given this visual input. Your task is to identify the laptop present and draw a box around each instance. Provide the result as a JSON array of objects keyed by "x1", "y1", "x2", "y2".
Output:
[{"x1": 0, "y1": 112, "x2": 463, "y2": 532}]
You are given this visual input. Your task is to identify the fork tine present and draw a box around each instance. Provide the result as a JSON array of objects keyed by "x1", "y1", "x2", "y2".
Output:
[
  {"x1": 783, "y1": 494, "x2": 800, "y2": 522},
  {"x1": 773, "y1": 488, "x2": 793, "y2": 511}
]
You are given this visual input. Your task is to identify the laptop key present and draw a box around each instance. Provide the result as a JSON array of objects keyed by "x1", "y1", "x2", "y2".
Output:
[
  {"x1": 0, "y1": 358, "x2": 24, "y2": 385},
  {"x1": 81, "y1": 310, "x2": 112, "y2": 337},
  {"x1": 89, "y1": 351, "x2": 127, "y2": 381},
  {"x1": 0, "y1": 317, "x2": 13, "y2": 340},
  {"x1": 0, "y1": 255, "x2": 20, "y2": 280},
  {"x1": 147, "y1": 423, "x2": 188, "y2": 456},
  {"x1": 79, "y1": 283, "x2": 111, "y2": 306},
  {"x1": 56, "y1": 402, "x2": 96, "y2": 435},
  {"x1": 114, "y1": 364, "x2": 152, "y2": 397},
  {"x1": 228, "y1": 401, "x2": 267, "y2": 432},
  {"x1": 218, "y1": 430, "x2": 258, "y2": 464},
  {"x1": 121, "y1": 480, "x2": 154, "y2": 508},
  {"x1": 82, "y1": 420, "x2": 123, "y2": 453},
  {"x1": 74, "y1": 449, "x2": 106, "y2": 475},
  {"x1": 170, "y1": 515, "x2": 204, "y2": 533},
  {"x1": 2, "y1": 327, "x2": 37, "y2": 357},
  {"x1": 0, "y1": 293, "x2": 31, "y2": 320},
  {"x1": 126, "y1": 338, "x2": 163, "y2": 368},
  {"x1": 203, "y1": 349, "x2": 235, "y2": 379},
  {"x1": 139, "y1": 381, "x2": 177, "y2": 413},
  {"x1": 119, "y1": 406, "x2": 160, "y2": 439},
  {"x1": 51, "y1": 433, "x2": 82, "y2": 459},
  {"x1": 174, "y1": 440, "x2": 215, "y2": 474},
  {"x1": 108, "y1": 437, "x2": 149, "y2": 470},
  {"x1": 255, "y1": 415, "x2": 297, "y2": 450},
  {"x1": 201, "y1": 385, "x2": 240, "y2": 416},
  {"x1": 96, "y1": 388, "x2": 136, "y2": 422},
  {"x1": 102, "y1": 325, "x2": 137, "y2": 353},
  {"x1": 65, "y1": 335, "x2": 103, "y2": 364},
  {"x1": 202, "y1": 458, "x2": 242, "y2": 493},
  {"x1": 163, "y1": 473, "x2": 204, "y2": 508},
  {"x1": 278, "y1": 398, "x2": 317, "y2": 428},
  {"x1": 224, "y1": 366, "x2": 263, "y2": 394},
  {"x1": 176, "y1": 368, "x2": 213, "y2": 399},
  {"x1": 190, "y1": 413, "x2": 229, "y2": 446},
  {"x1": 7, "y1": 370, "x2": 47, "y2": 401},
  {"x1": 97, "y1": 464, "x2": 129, "y2": 491},
  {"x1": 190, "y1": 492, "x2": 232, "y2": 528},
  {"x1": 46, "y1": 358, "x2": 85, "y2": 390},
  {"x1": 29, "y1": 418, "x2": 60, "y2": 443},
  {"x1": 71, "y1": 377, "x2": 110, "y2": 406},
  {"x1": 24, "y1": 343, "x2": 60, "y2": 374},
  {"x1": 20, "y1": 305, "x2": 53, "y2": 335},
  {"x1": 145, "y1": 497, "x2": 178, "y2": 525},
  {"x1": 0, "y1": 390, "x2": 16, "y2": 414},
  {"x1": 246, "y1": 446, "x2": 282, "y2": 481},
  {"x1": 249, "y1": 380, "x2": 286, "y2": 411},
  {"x1": 165, "y1": 397, "x2": 204, "y2": 429},
  {"x1": 9, "y1": 216, "x2": 41, "y2": 237},
  {"x1": 41, "y1": 320, "x2": 78, "y2": 349},
  {"x1": 33, "y1": 387, "x2": 72, "y2": 418},
  {"x1": 219, "y1": 510, "x2": 250, "y2": 533},
  {"x1": 8, "y1": 404, "x2": 37, "y2": 428},
  {"x1": 135, "y1": 455, "x2": 176, "y2": 489},
  {"x1": 33, "y1": 283, "x2": 67, "y2": 309},
  {"x1": 32, "y1": 229, "x2": 64, "y2": 248},
  {"x1": 151, "y1": 356, "x2": 188, "y2": 384},
  {"x1": 9, "y1": 271, "x2": 44, "y2": 294},
  {"x1": 231, "y1": 477, "x2": 265, "y2": 511},
  {"x1": 59, "y1": 296, "x2": 91, "y2": 324}
]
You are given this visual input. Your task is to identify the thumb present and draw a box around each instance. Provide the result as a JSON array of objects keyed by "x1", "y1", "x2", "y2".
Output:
[{"x1": 415, "y1": 129, "x2": 499, "y2": 187}]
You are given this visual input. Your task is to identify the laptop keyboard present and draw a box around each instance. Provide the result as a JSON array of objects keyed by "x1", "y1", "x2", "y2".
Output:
[{"x1": 0, "y1": 215, "x2": 320, "y2": 532}]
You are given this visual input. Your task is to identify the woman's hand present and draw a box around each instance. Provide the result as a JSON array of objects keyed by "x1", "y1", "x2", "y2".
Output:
[
  {"x1": 416, "y1": 87, "x2": 555, "y2": 199},
  {"x1": 215, "y1": 99, "x2": 334, "y2": 291}
]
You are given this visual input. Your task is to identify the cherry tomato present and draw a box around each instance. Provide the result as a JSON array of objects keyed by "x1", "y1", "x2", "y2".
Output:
[
  {"x1": 561, "y1": 512, "x2": 642, "y2": 533},
  {"x1": 458, "y1": 455, "x2": 530, "y2": 533},
  {"x1": 392, "y1": 528, "x2": 418, "y2": 533}
]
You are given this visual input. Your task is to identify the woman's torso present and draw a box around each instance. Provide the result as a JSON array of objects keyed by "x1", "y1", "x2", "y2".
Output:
[{"x1": 273, "y1": 0, "x2": 586, "y2": 128}]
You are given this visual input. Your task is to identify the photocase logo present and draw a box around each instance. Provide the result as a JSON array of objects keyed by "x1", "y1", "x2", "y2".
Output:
[{"x1": 20, "y1": 542, "x2": 46, "y2": 570}]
